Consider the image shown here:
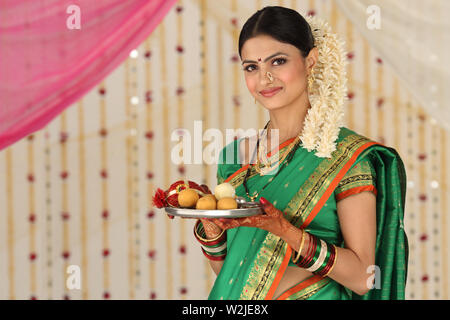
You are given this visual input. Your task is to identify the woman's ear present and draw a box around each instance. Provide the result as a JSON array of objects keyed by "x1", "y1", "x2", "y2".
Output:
[{"x1": 306, "y1": 47, "x2": 318, "y2": 73}]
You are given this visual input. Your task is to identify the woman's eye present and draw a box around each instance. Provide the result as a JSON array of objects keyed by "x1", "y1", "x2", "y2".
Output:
[
  {"x1": 273, "y1": 58, "x2": 286, "y2": 65},
  {"x1": 244, "y1": 64, "x2": 257, "y2": 72},
  {"x1": 243, "y1": 58, "x2": 287, "y2": 72}
]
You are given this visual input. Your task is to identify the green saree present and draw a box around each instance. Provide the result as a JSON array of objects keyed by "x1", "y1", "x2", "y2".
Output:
[{"x1": 208, "y1": 126, "x2": 408, "y2": 300}]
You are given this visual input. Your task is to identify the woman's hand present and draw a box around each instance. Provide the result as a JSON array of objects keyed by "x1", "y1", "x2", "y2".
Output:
[{"x1": 211, "y1": 197, "x2": 287, "y2": 236}]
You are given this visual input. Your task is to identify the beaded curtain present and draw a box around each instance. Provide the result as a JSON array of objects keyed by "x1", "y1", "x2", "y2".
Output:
[{"x1": 0, "y1": 0, "x2": 448, "y2": 300}]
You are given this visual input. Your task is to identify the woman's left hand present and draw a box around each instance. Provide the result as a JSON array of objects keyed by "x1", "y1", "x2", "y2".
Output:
[{"x1": 211, "y1": 197, "x2": 286, "y2": 235}]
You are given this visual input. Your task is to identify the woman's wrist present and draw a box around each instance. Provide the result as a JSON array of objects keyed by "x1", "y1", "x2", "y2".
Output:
[
  {"x1": 194, "y1": 220, "x2": 227, "y2": 261},
  {"x1": 200, "y1": 218, "x2": 223, "y2": 239},
  {"x1": 279, "y1": 218, "x2": 338, "y2": 277}
]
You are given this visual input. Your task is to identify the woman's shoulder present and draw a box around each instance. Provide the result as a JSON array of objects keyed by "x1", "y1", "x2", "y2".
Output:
[
  {"x1": 337, "y1": 126, "x2": 405, "y2": 168},
  {"x1": 337, "y1": 126, "x2": 373, "y2": 144}
]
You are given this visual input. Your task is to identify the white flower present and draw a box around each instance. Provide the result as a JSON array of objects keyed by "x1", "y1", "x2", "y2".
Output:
[{"x1": 299, "y1": 16, "x2": 348, "y2": 158}]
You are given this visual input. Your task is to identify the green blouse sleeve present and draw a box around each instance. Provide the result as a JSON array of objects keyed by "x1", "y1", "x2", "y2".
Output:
[{"x1": 335, "y1": 157, "x2": 377, "y2": 201}]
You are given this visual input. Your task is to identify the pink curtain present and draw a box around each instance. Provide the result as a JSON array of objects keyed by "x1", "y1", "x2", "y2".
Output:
[{"x1": 0, "y1": 0, "x2": 177, "y2": 150}]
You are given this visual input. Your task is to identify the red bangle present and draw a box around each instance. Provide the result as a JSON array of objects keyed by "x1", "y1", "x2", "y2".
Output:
[
  {"x1": 297, "y1": 233, "x2": 316, "y2": 268},
  {"x1": 201, "y1": 248, "x2": 226, "y2": 261}
]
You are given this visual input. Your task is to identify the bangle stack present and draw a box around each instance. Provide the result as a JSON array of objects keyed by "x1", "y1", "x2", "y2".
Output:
[
  {"x1": 194, "y1": 220, "x2": 227, "y2": 261},
  {"x1": 293, "y1": 232, "x2": 337, "y2": 277}
]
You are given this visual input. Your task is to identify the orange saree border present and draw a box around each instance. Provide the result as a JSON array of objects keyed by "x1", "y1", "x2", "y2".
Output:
[
  {"x1": 335, "y1": 185, "x2": 378, "y2": 201},
  {"x1": 276, "y1": 274, "x2": 324, "y2": 300},
  {"x1": 264, "y1": 246, "x2": 292, "y2": 300}
]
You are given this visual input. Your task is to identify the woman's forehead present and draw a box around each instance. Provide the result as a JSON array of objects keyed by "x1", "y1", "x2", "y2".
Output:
[{"x1": 241, "y1": 36, "x2": 297, "y2": 59}]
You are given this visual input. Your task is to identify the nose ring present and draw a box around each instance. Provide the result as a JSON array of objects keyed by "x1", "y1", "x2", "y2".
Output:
[{"x1": 266, "y1": 71, "x2": 274, "y2": 83}]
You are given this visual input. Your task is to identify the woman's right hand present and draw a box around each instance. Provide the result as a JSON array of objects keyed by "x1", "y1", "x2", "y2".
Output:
[{"x1": 200, "y1": 218, "x2": 223, "y2": 239}]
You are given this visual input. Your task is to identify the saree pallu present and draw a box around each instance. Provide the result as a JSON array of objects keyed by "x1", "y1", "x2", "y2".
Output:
[{"x1": 209, "y1": 127, "x2": 408, "y2": 300}]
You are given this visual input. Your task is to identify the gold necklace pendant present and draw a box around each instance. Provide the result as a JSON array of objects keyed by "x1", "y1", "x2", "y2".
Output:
[{"x1": 247, "y1": 191, "x2": 258, "y2": 202}]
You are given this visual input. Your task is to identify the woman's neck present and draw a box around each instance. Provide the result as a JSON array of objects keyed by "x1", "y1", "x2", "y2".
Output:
[{"x1": 266, "y1": 94, "x2": 311, "y2": 145}]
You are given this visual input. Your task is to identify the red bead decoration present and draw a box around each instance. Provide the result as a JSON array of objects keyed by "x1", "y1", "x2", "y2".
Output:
[
  {"x1": 102, "y1": 210, "x2": 109, "y2": 219},
  {"x1": 150, "y1": 292, "x2": 157, "y2": 299},
  {"x1": 148, "y1": 250, "x2": 156, "y2": 259},
  {"x1": 61, "y1": 212, "x2": 70, "y2": 220},
  {"x1": 419, "y1": 194, "x2": 428, "y2": 202},
  {"x1": 179, "y1": 245, "x2": 186, "y2": 254},
  {"x1": 147, "y1": 210, "x2": 155, "y2": 219},
  {"x1": 62, "y1": 251, "x2": 70, "y2": 259},
  {"x1": 60, "y1": 132, "x2": 69, "y2": 143},
  {"x1": 29, "y1": 253, "x2": 37, "y2": 261},
  {"x1": 176, "y1": 87, "x2": 184, "y2": 96},
  {"x1": 377, "y1": 98, "x2": 384, "y2": 108},
  {"x1": 175, "y1": 6, "x2": 183, "y2": 14},
  {"x1": 147, "y1": 172, "x2": 154, "y2": 179},
  {"x1": 230, "y1": 54, "x2": 239, "y2": 63},
  {"x1": 99, "y1": 128, "x2": 108, "y2": 137},
  {"x1": 180, "y1": 287, "x2": 188, "y2": 295},
  {"x1": 103, "y1": 292, "x2": 110, "y2": 299},
  {"x1": 347, "y1": 92, "x2": 355, "y2": 100},
  {"x1": 29, "y1": 214, "x2": 36, "y2": 223},
  {"x1": 27, "y1": 173, "x2": 35, "y2": 182},
  {"x1": 176, "y1": 45, "x2": 184, "y2": 53},
  {"x1": 98, "y1": 88, "x2": 106, "y2": 95},
  {"x1": 145, "y1": 131, "x2": 154, "y2": 140},
  {"x1": 420, "y1": 234, "x2": 428, "y2": 241},
  {"x1": 60, "y1": 171, "x2": 69, "y2": 180},
  {"x1": 102, "y1": 249, "x2": 110, "y2": 257},
  {"x1": 100, "y1": 169, "x2": 108, "y2": 179},
  {"x1": 418, "y1": 153, "x2": 427, "y2": 161},
  {"x1": 233, "y1": 96, "x2": 241, "y2": 107},
  {"x1": 144, "y1": 50, "x2": 152, "y2": 59},
  {"x1": 231, "y1": 17, "x2": 238, "y2": 26},
  {"x1": 307, "y1": 10, "x2": 316, "y2": 16},
  {"x1": 376, "y1": 57, "x2": 383, "y2": 64},
  {"x1": 346, "y1": 52, "x2": 355, "y2": 60}
]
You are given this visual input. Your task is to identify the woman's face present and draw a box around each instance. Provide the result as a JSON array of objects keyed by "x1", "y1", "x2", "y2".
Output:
[{"x1": 241, "y1": 35, "x2": 315, "y2": 111}]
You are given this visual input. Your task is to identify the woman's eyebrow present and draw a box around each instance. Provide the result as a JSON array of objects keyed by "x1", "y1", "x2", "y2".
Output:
[{"x1": 241, "y1": 52, "x2": 289, "y2": 65}]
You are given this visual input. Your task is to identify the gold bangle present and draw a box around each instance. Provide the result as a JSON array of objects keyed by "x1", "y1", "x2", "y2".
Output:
[
  {"x1": 292, "y1": 229, "x2": 306, "y2": 264},
  {"x1": 194, "y1": 220, "x2": 225, "y2": 243}
]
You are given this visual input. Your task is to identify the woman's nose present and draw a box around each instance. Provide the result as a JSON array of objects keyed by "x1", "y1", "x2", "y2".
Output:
[{"x1": 258, "y1": 69, "x2": 272, "y2": 85}]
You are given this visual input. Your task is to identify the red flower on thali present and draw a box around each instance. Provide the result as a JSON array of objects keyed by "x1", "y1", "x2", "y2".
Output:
[{"x1": 152, "y1": 188, "x2": 167, "y2": 208}]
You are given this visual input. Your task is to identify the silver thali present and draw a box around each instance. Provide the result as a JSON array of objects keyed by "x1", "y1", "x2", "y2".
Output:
[{"x1": 164, "y1": 201, "x2": 263, "y2": 218}]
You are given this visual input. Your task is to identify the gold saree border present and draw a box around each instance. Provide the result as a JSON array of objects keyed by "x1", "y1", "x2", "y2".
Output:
[
  {"x1": 223, "y1": 131, "x2": 381, "y2": 300},
  {"x1": 276, "y1": 274, "x2": 330, "y2": 300}
]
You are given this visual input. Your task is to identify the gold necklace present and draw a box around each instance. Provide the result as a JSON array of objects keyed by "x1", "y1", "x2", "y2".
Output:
[{"x1": 256, "y1": 121, "x2": 301, "y2": 175}]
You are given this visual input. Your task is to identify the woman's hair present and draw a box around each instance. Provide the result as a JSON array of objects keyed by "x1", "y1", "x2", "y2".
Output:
[{"x1": 238, "y1": 6, "x2": 315, "y2": 59}]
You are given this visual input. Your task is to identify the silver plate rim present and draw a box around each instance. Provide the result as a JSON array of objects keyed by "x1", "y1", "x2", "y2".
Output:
[{"x1": 164, "y1": 206, "x2": 262, "y2": 218}]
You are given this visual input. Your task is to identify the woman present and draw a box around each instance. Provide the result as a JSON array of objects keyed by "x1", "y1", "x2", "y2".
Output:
[{"x1": 193, "y1": 6, "x2": 408, "y2": 300}]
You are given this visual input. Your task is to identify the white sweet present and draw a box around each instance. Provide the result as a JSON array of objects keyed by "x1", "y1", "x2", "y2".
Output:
[{"x1": 214, "y1": 182, "x2": 235, "y2": 200}]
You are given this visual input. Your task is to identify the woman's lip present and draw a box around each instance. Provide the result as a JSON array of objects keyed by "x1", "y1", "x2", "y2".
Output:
[{"x1": 260, "y1": 87, "x2": 282, "y2": 97}]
